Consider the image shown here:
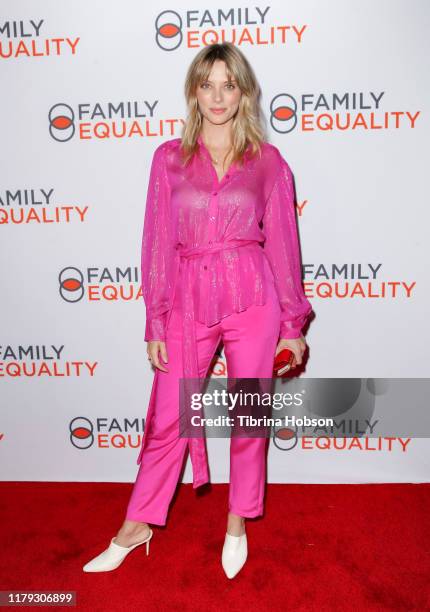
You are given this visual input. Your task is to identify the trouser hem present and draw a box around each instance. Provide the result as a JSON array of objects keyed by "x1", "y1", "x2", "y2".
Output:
[
  {"x1": 228, "y1": 506, "x2": 264, "y2": 518},
  {"x1": 125, "y1": 512, "x2": 167, "y2": 526}
]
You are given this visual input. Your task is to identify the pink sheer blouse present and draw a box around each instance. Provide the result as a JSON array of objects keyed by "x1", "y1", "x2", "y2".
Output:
[{"x1": 138, "y1": 134, "x2": 313, "y2": 488}]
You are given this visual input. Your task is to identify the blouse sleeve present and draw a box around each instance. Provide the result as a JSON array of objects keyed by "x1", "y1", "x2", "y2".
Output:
[
  {"x1": 141, "y1": 143, "x2": 176, "y2": 342},
  {"x1": 262, "y1": 151, "x2": 313, "y2": 339}
]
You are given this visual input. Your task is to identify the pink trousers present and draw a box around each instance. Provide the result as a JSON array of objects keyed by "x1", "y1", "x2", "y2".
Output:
[{"x1": 125, "y1": 267, "x2": 281, "y2": 526}]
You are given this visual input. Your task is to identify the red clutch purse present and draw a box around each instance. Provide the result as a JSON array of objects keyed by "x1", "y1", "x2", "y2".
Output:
[{"x1": 273, "y1": 348, "x2": 295, "y2": 377}]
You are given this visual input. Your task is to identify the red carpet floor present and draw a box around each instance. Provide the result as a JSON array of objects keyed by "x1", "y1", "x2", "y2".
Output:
[{"x1": 0, "y1": 482, "x2": 429, "y2": 611}]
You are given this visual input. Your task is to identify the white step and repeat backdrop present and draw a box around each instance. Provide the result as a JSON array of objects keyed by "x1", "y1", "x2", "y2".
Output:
[{"x1": 1, "y1": 0, "x2": 429, "y2": 483}]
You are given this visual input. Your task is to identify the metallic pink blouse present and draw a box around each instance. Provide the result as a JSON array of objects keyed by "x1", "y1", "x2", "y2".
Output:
[{"x1": 138, "y1": 134, "x2": 313, "y2": 488}]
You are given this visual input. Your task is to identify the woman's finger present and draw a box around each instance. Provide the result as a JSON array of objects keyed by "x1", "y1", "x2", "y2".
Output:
[
  {"x1": 151, "y1": 344, "x2": 168, "y2": 372},
  {"x1": 295, "y1": 341, "x2": 307, "y2": 366},
  {"x1": 159, "y1": 343, "x2": 169, "y2": 365}
]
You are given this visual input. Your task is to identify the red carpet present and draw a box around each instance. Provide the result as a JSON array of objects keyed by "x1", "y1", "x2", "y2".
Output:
[{"x1": 1, "y1": 482, "x2": 429, "y2": 610}]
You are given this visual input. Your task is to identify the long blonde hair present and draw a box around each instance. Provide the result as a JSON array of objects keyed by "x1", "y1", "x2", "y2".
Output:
[{"x1": 180, "y1": 42, "x2": 266, "y2": 168}]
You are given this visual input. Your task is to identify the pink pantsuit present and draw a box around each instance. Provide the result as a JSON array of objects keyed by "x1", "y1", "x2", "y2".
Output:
[{"x1": 126, "y1": 135, "x2": 312, "y2": 525}]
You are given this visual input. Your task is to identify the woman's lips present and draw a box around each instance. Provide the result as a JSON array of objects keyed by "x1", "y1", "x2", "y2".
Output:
[{"x1": 210, "y1": 108, "x2": 226, "y2": 114}]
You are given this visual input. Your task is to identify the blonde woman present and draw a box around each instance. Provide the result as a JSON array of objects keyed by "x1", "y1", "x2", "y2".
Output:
[{"x1": 83, "y1": 42, "x2": 312, "y2": 579}]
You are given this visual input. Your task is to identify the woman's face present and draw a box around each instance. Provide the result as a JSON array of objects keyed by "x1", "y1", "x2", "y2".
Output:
[{"x1": 196, "y1": 59, "x2": 242, "y2": 127}]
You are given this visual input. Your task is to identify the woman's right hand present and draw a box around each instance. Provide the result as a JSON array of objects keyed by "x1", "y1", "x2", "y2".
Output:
[{"x1": 147, "y1": 340, "x2": 169, "y2": 372}]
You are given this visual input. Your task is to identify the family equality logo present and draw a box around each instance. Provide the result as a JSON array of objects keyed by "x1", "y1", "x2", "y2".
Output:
[
  {"x1": 0, "y1": 345, "x2": 97, "y2": 378},
  {"x1": 47, "y1": 100, "x2": 180, "y2": 142},
  {"x1": 0, "y1": 188, "x2": 89, "y2": 225},
  {"x1": 270, "y1": 91, "x2": 420, "y2": 133},
  {"x1": 69, "y1": 416, "x2": 145, "y2": 451},
  {"x1": 58, "y1": 266, "x2": 144, "y2": 303},
  {"x1": 0, "y1": 19, "x2": 80, "y2": 59},
  {"x1": 155, "y1": 7, "x2": 307, "y2": 50}
]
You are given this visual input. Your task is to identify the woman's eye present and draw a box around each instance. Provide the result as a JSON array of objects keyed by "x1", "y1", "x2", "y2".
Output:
[{"x1": 200, "y1": 82, "x2": 235, "y2": 90}]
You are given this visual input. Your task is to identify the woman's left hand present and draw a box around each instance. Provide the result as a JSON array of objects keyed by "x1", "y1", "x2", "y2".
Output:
[{"x1": 275, "y1": 336, "x2": 307, "y2": 369}]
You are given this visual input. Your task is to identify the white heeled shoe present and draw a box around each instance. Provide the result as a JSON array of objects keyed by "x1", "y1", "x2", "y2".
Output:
[
  {"x1": 221, "y1": 531, "x2": 248, "y2": 579},
  {"x1": 83, "y1": 528, "x2": 153, "y2": 572}
]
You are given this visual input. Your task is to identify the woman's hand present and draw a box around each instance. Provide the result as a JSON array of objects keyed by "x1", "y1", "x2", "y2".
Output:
[
  {"x1": 147, "y1": 340, "x2": 169, "y2": 372},
  {"x1": 275, "y1": 336, "x2": 307, "y2": 369}
]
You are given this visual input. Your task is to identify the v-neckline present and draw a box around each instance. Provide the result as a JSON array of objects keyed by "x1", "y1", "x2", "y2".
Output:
[{"x1": 197, "y1": 134, "x2": 240, "y2": 186}]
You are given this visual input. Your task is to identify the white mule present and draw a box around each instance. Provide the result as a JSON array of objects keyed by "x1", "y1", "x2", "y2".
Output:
[
  {"x1": 83, "y1": 529, "x2": 153, "y2": 572},
  {"x1": 221, "y1": 531, "x2": 248, "y2": 579}
]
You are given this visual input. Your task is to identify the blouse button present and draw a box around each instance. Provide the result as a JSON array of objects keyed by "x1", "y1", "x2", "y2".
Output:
[
  {"x1": 203, "y1": 265, "x2": 207, "y2": 270},
  {"x1": 212, "y1": 191, "x2": 218, "y2": 196},
  {"x1": 208, "y1": 240, "x2": 213, "y2": 244}
]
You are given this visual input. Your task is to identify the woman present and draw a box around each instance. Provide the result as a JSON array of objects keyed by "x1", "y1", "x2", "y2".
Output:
[{"x1": 83, "y1": 42, "x2": 312, "y2": 579}]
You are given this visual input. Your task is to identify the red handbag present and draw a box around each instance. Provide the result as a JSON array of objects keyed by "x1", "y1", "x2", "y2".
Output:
[{"x1": 273, "y1": 348, "x2": 295, "y2": 377}]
